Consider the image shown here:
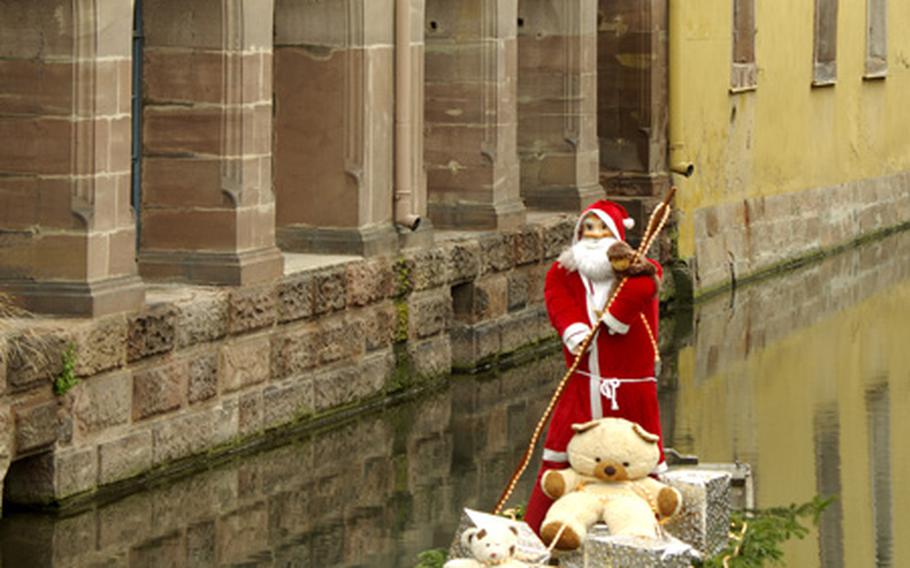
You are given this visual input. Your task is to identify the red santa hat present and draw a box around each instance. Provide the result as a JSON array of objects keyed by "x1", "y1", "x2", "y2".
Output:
[{"x1": 573, "y1": 200, "x2": 636, "y2": 243}]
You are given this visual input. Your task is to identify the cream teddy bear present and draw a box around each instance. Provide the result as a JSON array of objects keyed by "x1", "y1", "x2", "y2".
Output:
[
  {"x1": 444, "y1": 525, "x2": 529, "y2": 567},
  {"x1": 539, "y1": 417, "x2": 683, "y2": 550}
]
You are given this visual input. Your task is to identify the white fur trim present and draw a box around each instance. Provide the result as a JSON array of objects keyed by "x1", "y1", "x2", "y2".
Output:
[
  {"x1": 623, "y1": 217, "x2": 635, "y2": 229},
  {"x1": 654, "y1": 461, "x2": 669, "y2": 474},
  {"x1": 562, "y1": 323, "x2": 591, "y2": 353},
  {"x1": 542, "y1": 449, "x2": 568, "y2": 462},
  {"x1": 557, "y1": 247, "x2": 578, "y2": 271},
  {"x1": 573, "y1": 208, "x2": 623, "y2": 244},
  {"x1": 601, "y1": 311, "x2": 630, "y2": 335}
]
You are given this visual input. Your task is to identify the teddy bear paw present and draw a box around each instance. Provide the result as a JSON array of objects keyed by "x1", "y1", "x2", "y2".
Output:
[
  {"x1": 541, "y1": 471, "x2": 566, "y2": 499},
  {"x1": 657, "y1": 486, "x2": 683, "y2": 518},
  {"x1": 540, "y1": 521, "x2": 582, "y2": 551}
]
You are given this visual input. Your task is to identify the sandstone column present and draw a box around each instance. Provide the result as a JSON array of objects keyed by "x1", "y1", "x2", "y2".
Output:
[
  {"x1": 0, "y1": 0, "x2": 145, "y2": 316},
  {"x1": 273, "y1": 0, "x2": 401, "y2": 256},
  {"x1": 425, "y1": 0, "x2": 527, "y2": 230},
  {"x1": 597, "y1": 0, "x2": 670, "y2": 227},
  {"x1": 138, "y1": 0, "x2": 283, "y2": 285},
  {"x1": 517, "y1": 0, "x2": 604, "y2": 211}
]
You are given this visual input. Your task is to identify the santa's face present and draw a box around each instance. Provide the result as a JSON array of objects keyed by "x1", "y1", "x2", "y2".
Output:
[{"x1": 573, "y1": 214, "x2": 618, "y2": 281}]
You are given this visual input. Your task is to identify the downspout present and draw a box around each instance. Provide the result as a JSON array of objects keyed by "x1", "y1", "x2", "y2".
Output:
[
  {"x1": 395, "y1": 0, "x2": 421, "y2": 230},
  {"x1": 668, "y1": 0, "x2": 694, "y2": 178}
]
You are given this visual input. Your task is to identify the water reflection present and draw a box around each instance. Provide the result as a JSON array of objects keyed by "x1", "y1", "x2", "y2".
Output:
[{"x1": 1, "y1": 231, "x2": 909, "y2": 567}]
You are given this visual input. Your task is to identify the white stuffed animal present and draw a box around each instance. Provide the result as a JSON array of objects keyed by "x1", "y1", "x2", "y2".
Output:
[
  {"x1": 539, "y1": 417, "x2": 683, "y2": 550},
  {"x1": 443, "y1": 525, "x2": 529, "y2": 567}
]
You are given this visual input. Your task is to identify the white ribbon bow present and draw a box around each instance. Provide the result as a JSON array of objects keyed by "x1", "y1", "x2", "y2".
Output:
[{"x1": 599, "y1": 378, "x2": 623, "y2": 411}]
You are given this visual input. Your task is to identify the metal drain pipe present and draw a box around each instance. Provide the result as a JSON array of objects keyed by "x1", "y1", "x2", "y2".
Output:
[{"x1": 394, "y1": 0, "x2": 421, "y2": 230}]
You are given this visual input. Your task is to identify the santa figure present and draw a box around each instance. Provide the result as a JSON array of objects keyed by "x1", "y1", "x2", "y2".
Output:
[{"x1": 524, "y1": 199, "x2": 666, "y2": 536}]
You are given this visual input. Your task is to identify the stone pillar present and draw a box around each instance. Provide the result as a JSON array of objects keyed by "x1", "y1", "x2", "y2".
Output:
[
  {"x1": 138, "y1": 0, "x2": 284, "y2": 285},
  {"x1": 0, "y1": 403, "x2": 10, "y2": 518},
  {"x1": 517, "y1": 0, "x2": 604, "y2": 211},
  {"x1": 597, "y1": 0, "x2": 670, "y2": 227},
  {"x1": 425, "y1": 0, "x2": 527, "y2": 230},
  {"x1": 273, "y1": 0, "x2": 400, "y2": 256},
  {"x1": 0, "y1": 0, "x2": 145, "y2": 317}
]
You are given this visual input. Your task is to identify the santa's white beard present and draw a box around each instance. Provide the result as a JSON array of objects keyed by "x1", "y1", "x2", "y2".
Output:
[{"x1": 571, "y1": 238, "x2": 617, "y2": 281}]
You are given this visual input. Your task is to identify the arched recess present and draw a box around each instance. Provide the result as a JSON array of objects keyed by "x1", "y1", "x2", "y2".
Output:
[
  {"x1": 273, "y1": 0, "x2": 405, "y2": 257},
  {"x1": 516, "y1": 0, "x2": 604, "y2": 212},
  {"x1": 597, "y1": 0, "x2": 670, "y2": 224},
  {"x1": 137, "y1": 0, "x2": 283, "y2": 284},
  {"x1": 0, "y1": 0, "x2": 144, "y2": 316}
]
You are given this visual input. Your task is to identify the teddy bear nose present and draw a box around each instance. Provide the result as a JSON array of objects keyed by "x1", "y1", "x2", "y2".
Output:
[{"x1": 605, "y1": 466, "x2": 616, "y2": 476}]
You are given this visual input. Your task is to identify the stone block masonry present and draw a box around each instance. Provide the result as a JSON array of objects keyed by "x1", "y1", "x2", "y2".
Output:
[{"x1": 0, "y1": 214, "x2": 575, "y2": 506}]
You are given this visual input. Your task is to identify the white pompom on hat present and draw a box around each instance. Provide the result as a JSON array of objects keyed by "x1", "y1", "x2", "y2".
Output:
[{"x1": 572, "y1": 200, "x2": 636, "y2": 243}]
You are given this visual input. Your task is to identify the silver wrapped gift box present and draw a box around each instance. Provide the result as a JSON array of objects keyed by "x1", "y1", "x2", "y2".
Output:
[
  {"x1": 661, "y1": 467, "x2": 732, "y2": 556},
  {"x1": 448, "y1": 508, "x2": 551, "y2": 566},
  {"x1": 558, "y1": 526, "x2": 699, "y2": 568}
]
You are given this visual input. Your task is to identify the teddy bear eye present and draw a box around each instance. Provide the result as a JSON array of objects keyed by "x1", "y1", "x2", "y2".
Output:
[
  {"x1": 623, "y1": 462, "x2": 630, "y2": 467},
  {"x1": 595, "y1": 457, "x2": 601, "y2": 463}
]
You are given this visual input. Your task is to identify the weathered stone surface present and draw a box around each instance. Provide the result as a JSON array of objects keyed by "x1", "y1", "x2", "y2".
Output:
[
  {"x1": 452, "y1": 275, "x2": 509, "y2": 323},
  {"x1": 346, "y1": 258, "x2": 394, "y2": 307},
  {"x1": 450, "y1": 321, "x2": 502, "y2": 369},
  {"x1": 175, "y1": 290, "x2": 229, "y2": 348},
  {"x1": 55, "y1": 447, "x2": 97, "y2": 498},
  {"x1": 99, "y1": 431, "x2": 153, "y2": 485},
  {"x1": 220, "y1": 335, "x2": 270, "y2": 393},
  {"x1": 479, "y1": 233, "x2": 515, "y2": 274},
  {"x1": 128, "y1": 305, "x2": 177, "y2": 362},
  {"x1": 312, "y1": 267, "x2": 347, "y2": 315},
  {"x1": 132, "y1": 360, "x2": 188, "y2": 420},
  {"x1": 513, "y1": 225, "x2": 543, "y2": 265},
  {"x1": 73, "y1": 371, "x2": 131, "y2": 435},
  {"x1": 187, "y1": 349, "x2": 219, "y2": 403},
  {"x1": 312, "y1": 352, "x2": 392, "y2": 412},
  {"x1": 500, "y1": 307, "x2": 548, "y2": 352},
  {"x1": 72, "y1": 315, "x2": 127, "y2": 376},
  {"x1": 152, "y1": 410, "x2": 213, "y2": 466},
  {"x1": 443, "y1": 240, "x2": 482, "y2": 284},
  {"x1": 270, "y1": 325, "x2": 317, "y2": 380},
  {"x1": 262, "y1": 380, "x2": 314, "y2": 429},
  {"x1": 541, "y1": 216, "x2": 574, "y2": 259},
  {"x1": 228, "y1": 284, "x2": 277, "y2": 335},
  {"x1": 407, "y1": 334, "x2": 452, "y2": 378},
  {"x1": 407, "y1": 289, "x2": 452, "y2": 339},
  {"x1": 361, "y1": 302, "x2": 397, "y2": 351},
  {"x1": 238, "y1": 391, "x2": 263, "y2": 436},
  {"x1": 14, "y1": 399, "x2": 58, "y2": 453},
  {"x1": 507, "y1": 270, "x2": 530, "y2": 311},
  {"x1": 401, "y1": 248, "x2": 448, "y2": 292},
  {"x1": 5, "y1": 330, "x2": 66, "y2": 392},
  {"x1": 277, "y1": 272, "x2": 315, "y2": 323}
]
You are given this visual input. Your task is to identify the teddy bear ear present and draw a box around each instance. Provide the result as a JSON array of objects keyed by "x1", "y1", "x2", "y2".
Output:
[
  {"x1": 475, "y1": 529, "x2": 487, "y2": 541},
  {"x1": 571, "y1": 419, "x2": 600, "y2": 434},
  {"x1": 633, "y1": 423, "x2": 660, "y2": 444}
]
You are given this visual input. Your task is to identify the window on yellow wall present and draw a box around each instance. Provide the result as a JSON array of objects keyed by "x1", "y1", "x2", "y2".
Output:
[
  {"x1": 813, "y1": 0, "x2": 838, "y2": 86},
  {"x1": 864, "y1": 0, "x2": 887, "y2": 79},
  {"x1": 731, "y1": 0, "x2": 757, "y2": 92}
]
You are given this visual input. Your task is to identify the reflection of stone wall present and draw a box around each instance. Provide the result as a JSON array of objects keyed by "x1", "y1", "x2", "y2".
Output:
[
  {"x1": 690, "y1": 230, "x2": 910, "y2": 381},
  {"x1": 0, "y1": 354, "x2": 564, "y2": 568},
  {"x1": 1, "y1": 216, "x2": 572, "y2": 506}
]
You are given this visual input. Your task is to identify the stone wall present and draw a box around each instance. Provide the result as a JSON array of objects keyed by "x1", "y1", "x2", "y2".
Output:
[
  {"x1": 0, "y1": 215, "x2": 574, "y2": 506},
  {"x1": 0, "y1": 356, "x2": 561, "y2": 566},
  {"x1": 691, "y1": 172, "x2": 910, "y2": 293}
]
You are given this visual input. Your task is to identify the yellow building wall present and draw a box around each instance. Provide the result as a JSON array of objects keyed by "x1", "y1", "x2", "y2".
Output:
[{"x1": 673, "y1": 0, "x2": 910, "y2": 260}]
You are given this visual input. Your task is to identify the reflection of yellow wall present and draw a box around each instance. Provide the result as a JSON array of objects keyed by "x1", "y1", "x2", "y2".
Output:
[
  {"x1": 673, "y1": 0, "x2": 910, "y2": 258},
  {"x1": 673, "y1": 280, "x2": 910, "y2": 566}
]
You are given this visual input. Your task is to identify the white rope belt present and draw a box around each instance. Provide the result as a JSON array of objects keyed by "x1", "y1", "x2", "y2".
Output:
[{"x1": 576, "y1": 371, "x2": 657, "y2": 411}]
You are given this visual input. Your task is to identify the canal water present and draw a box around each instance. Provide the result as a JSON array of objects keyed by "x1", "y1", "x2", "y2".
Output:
[{"x1": 2, "y1": 230, "x2": 909, "y2": 567}]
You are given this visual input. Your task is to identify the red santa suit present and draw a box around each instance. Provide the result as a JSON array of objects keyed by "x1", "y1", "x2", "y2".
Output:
[{"x1": 524, "y1": 200, "x2": 666, "y2": 534}]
